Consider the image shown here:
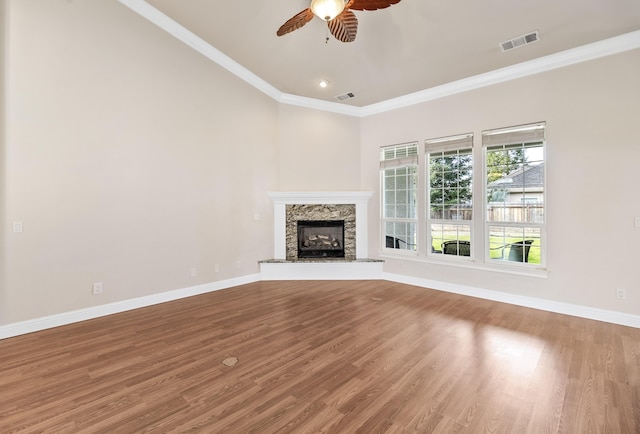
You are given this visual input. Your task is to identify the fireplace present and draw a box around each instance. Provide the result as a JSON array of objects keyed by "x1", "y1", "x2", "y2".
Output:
[
  {"x1": 261, "y1": 191, "x2": 382, "y2": 279},
  {"x1": 267, "y1": 191, "x2": 373, "y2": 260},
  {"x1": 297, "y1": 220, "x2": 345, "y2": 258},
  {"x1": 286, "y1": 204, "x2": 355, "y2": 260}
]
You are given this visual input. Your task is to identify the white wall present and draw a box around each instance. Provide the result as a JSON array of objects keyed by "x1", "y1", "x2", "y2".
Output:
[
  {"x1": 277, "y1": 104, "x2": 361, "y2": 191},
  {"x1": 362, "y1": 49, "x2": 640, "y2": 315},
  {"x1": 2, "y1": 0, "x2": 279, "y2": 324}
]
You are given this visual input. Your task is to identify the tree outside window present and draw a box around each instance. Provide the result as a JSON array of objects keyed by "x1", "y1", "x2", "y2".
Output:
[{"x1": 426, "y1": 134, "x2": 473, "y2": 257}]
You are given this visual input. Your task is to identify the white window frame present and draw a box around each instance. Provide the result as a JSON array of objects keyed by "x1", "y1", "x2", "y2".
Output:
[
  {"x1": 380, "y1": 142, "x2": 419, "y2": 254},
  {"x1": 379, "y1": 122, "x2": 547, "y2": 275},
  {"x1": 425, "y1": 134, "x2": 474, "y2": 259},
  {"x1": 483, "y1": 122, "x2": 546, "y2": 268}
]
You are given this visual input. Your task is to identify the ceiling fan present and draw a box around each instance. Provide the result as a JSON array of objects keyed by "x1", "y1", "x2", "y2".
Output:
[{"x1": 276, "y1": 0, "x2": 402, "y2": 43}]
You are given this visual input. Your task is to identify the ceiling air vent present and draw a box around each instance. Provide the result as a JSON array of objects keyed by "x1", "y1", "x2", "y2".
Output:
[
  {"x1": 336, "y1": 92, "x2": 356, "y2": 101},
  {"x1": 500, "y1": 31, "x2": 540, "y2": 52}
]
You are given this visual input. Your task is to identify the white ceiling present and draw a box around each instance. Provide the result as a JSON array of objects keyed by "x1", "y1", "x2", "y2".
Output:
[{"x1": 124, "y1": 0, "x2": 640, "y2": 109}]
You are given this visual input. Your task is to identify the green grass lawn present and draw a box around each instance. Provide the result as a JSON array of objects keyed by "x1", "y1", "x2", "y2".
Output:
[{"x1": 432, "y1": 237, "x2": 540, "y2": 264}]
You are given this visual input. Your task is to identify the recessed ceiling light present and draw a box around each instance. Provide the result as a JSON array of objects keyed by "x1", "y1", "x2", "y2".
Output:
[{"x1": 318, "y1": 79, "x2": 330, "y2": 89}]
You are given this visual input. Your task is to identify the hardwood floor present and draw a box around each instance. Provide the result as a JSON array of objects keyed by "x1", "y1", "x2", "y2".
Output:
[{"x1": 1, "y1": 280, "x2": 639, "y2": 433}]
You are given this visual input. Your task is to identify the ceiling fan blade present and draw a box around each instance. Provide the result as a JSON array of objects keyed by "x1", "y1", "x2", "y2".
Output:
[
  {"x1": 276, "y1": 8, "x2": 314, "y2": 37},
  {"x1": 346, "y1": 0, "x2": 401, "y2": 11},
  {"x1": 328, "y1": 9, "x2": 358, "y2": 42}
]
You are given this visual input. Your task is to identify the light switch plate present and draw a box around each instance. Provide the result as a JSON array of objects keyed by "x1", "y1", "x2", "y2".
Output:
[{"x1": 12, "y1": 221, "x2": 23, "y2": 233}]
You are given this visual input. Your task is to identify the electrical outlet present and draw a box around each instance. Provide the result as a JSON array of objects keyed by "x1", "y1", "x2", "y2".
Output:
[
  {"x1": 12, "y1": 221, "x2": 23, "y2": 233},
  {"x1": 214, "y1": 264, "x2": 220, "y2": 273},
  {"x1": 190, "y1": 267, "x2": 197, "y2": 277},
  {"x1": 92, "y1": 282, "x2": 103, "y2": 295},
  {"x1": 616, "y1": 288, "x2": 626, "y2": 300},
  {"x1": 635, "y1": 216, "x2": 640, "y2": 228}
]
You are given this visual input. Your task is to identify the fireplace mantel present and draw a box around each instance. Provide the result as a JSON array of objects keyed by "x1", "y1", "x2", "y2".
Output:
[
  {"x1": 268, "y1": 191, "x2": 373, "y2": 260},
  {"x1": 268, "y1": 191, "x2": 374, "y2": 205}
]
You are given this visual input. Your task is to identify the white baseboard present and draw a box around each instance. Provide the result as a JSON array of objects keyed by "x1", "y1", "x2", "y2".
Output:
[
  {"x1": 383, "y1": 272, "x2": 640, "y2": 329},
  {"x1": 2, "y1": 271, "x2": 638, "y2": 340},
  {"x1": 0, "y1": 274, "x2": 261, "y2": 340}
]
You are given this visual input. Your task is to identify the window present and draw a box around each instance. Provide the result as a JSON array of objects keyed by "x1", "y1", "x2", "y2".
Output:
[
  {"x1": 379, "y1": 122, "x2": 546, "y2": 271},
  {"x1": 380, "y1": 142, "x2": 418, "y2": 251},
  {"x1": 484, "y1": 122, "x2": 545, "y2": 265},
  {"x1": 426, "y1": 134, "x2": 473, "y2": 257}
]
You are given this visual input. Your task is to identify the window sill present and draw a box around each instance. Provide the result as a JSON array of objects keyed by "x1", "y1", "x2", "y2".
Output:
[{"x1": 379, "y1": 251, "x2": 549, "y2": 279}]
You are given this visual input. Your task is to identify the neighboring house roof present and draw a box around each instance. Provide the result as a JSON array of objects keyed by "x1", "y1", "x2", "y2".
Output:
[{"x1": 489, "y1": 163, "x2": 544, "y2": 190}]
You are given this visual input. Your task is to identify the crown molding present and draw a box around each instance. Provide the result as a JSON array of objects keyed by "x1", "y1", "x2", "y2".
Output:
[
  {"x1": 118, "y1": 0, "x2": 282, "y2": 101},
  {"x1": 277, "y1": 93, "x2": 362, "y2": 117},
  {"x1": 119, "y1": 1, "x2": 640, "y2": 118},
  {"x1": 360, "y1": 30, "x2": 640, "y2": 117}
]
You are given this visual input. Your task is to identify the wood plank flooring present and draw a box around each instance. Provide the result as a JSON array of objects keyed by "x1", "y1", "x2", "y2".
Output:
[{"x1": 1, "y1": 280, "x2": 639, "y2": 433}]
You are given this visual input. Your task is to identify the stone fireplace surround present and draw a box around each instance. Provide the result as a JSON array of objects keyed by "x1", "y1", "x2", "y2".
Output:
[
  {"x1": 287, "y1": 204, "x2": 354, "y2": 260},
  {"x1": 260, "y1": 191, "x2": 383, "y2": 280}
]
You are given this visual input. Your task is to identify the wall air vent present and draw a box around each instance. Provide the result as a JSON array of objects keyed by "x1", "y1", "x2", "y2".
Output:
[
  {"x1": 500, "y1": 31, "x2": 540, "y2": 52},
  {"x1": 336, "y1": 92, "x2": 356, "y2": 101}
]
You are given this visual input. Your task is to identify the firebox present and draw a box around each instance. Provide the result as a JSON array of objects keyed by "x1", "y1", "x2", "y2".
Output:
[{"x1": 297, "y1": 220, "x2": 345, "y2": 258}]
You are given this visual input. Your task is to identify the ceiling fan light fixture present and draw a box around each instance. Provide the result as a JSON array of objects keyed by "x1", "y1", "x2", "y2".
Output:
[{"x1": 310, "y1": 0, "x2": 346, "y2": 21}]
